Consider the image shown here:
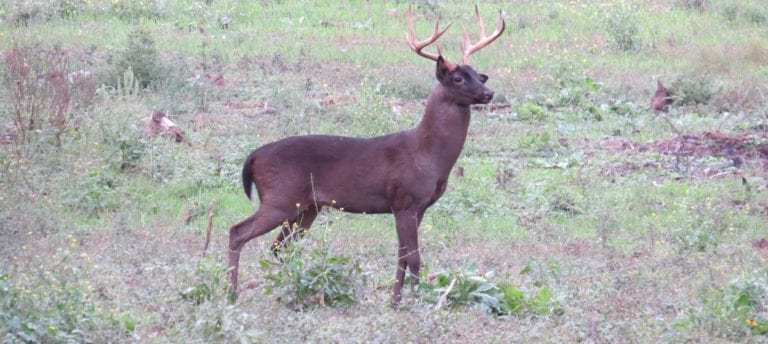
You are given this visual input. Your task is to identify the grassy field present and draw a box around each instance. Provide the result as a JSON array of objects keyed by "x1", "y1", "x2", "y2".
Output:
[{"x1": 2, "y1": 0, "x2": 768, "y2": 342}]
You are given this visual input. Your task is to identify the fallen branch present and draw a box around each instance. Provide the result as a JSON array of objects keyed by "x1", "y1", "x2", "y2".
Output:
[
  {"x1": 434, "y1": 277, "x2": 457, "y2": 311},
  {"x1": 472, "y1": 103, "x2": 511, "y2": 111}
]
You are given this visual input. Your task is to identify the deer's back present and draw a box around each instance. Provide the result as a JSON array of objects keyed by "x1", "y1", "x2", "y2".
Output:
[{"x1": 248, "y1": 133, "x2": 441, "y2": 213}]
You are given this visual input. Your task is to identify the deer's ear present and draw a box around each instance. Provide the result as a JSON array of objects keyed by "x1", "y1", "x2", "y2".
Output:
[
  {"x1": 436, "y1": 56, "x2": 452, "y2": 81},
  {"x1": 478, "y1": 74, "x2": 488, "y2": 84}
]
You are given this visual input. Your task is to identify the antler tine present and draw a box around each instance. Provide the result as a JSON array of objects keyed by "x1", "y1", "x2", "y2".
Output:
[
  {"x1": 461, "y1": 5, "x2": 505, "y2": 65},
  {"x1": 405, "y1": 6, "x2": 454, "y2": 65}
]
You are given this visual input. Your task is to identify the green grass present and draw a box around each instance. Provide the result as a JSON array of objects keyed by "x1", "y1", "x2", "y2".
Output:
[{"x1": 2, "y1": 0, "x2": 768, "y2": 342}]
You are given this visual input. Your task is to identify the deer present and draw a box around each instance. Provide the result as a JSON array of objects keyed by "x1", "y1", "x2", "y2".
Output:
[
  {"x1": 651, "y1": 79, "x2": 673, "y2": 112},
  {"x1": 228, "y1": 6, "x2": 505, "y2": 304}
]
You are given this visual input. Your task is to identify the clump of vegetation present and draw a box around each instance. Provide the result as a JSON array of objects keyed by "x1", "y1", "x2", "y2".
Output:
[
  {"x1": 674, "y1": 268, "x2": 768, "y2": 339},
  {"x1": 178, "y1": 256, "x2": 263, "y2": 342},
  {"x1": 339, "y1": 77, "x2": 406, "y2": 137},
  {"x1": 670, "y1": 73, "x2": 717, "y2": 106},
  {"x1": 671, "y1": 193, "x2": 731, "y2": 254},
  {"x1": 722, "y1": 3, "x2": 768, "y2": 25},
  {"x1": 105, "y1": 0, "x2": 168, "y2": 20},
  {"x1": 62, "y1": 170, "x2": 120, "y2": 217},
  {"x1": 514, "y1": 101, "x2": 549, "y2": 122},
  {"x1": 2, "y1": 0, "x2": 62, "y2": 25},
  {"x1": 677, "y1": 0, "x2": 707, "y2": 11},
  {"x1": 259, "y1": 226, "x2": 363, "y2": 308},
  {"x1": 114, "y1": 28, "x2": 162, "y2": 89},
  {"x1": 556, "y1": 76, "x2": 601, "y2": 108},
  {"x1": 0, "y1": 248, "x2": 132, "y2": 343},
  {"x1": 604, "y1": 9, "x2": 642, "y2": 52},
  {"x1": 3, "y1": 44, "x2": 95, "y2": 149},
  {"x1": 181, "y1": 256, "x2": 232, "y2": 305},
  {"x1": 417, "y1": 265, "x2": 560, "y2": 316}
]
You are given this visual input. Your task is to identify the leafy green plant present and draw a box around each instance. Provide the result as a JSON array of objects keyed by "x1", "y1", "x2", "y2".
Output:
[
  {"x1": 106, "y1": 0, "x2": 167, "y2": 20},
  {"x1": 670, "y1": 73, "x2": 716, "y2": 106},
  {"x1": 673, "y1": 205, "x2": 720, "y2": 253},
  {"x1": 260, "y1": 226, "x2": 362, "y2": 308},
  {"x1": 514, "y1": 101, "x2": 549, "y2": 122},
  {"x1": 676, "y1": 0, "x2": 707, "y2": 11},
  {"x1": 3, "y1": 44, "x2": 94, "y2": 150},
  {"x1": 340, "y1": 77, "x2": 405, "y2": 137},
  {"x1": 721, "y1": 2, "x2": 768, "y2": 25},
  {"x1": 556, "y1": 76, "x2": 601, "y2": 109},
  {"x1": 178, "y1": 257, "x2": 263, "y2": 342},
  {"x1": 181, "y1": 256, "x2": 232, "y2": 305},
  {"x1": 114, "y1": 28, "x2": 162, "y2": 89},
  {"x1": 63, "y1": 170, "x2": 119, "y2": 216},
  {"x1": 0, "y1": 251, "x2": 128, "y2": 343},
  {"x1": 604, "y1": 9, "x2": 642, "y2": 52},
  {"x1": 417, "y1": 264, "x2": 560, "y2": 316},
  {"x1": 674, "y1": 268, "x2": 768, "y2": 339}
]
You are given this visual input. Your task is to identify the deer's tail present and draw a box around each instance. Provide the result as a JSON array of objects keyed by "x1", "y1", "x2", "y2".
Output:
[{"x1": 241, "y1": 152, "x2": 256, "y2": 201}]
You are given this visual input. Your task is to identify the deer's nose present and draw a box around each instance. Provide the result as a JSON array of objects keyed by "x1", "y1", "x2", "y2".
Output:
[{"x1": 482, "y1": 91, "x2": 494, "y2": 102}]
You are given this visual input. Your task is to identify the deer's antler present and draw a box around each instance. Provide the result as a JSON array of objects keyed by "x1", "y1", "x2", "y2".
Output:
[
  {"x1": 405, "y1": 6, "x2": 455, "y2": 69},
  {"x1": 461, "y1": 5, "x2": 505, "y2": 66}
]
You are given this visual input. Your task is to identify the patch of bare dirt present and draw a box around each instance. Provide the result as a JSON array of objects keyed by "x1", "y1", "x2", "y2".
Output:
[{"x1": 601, "y1": 129, "x2": 768, "y2": 171}]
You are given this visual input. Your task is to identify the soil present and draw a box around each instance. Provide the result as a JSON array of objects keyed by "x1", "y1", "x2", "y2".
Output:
[{"x1": 601, "y1": 128, "x2": 768, "y2": 171}]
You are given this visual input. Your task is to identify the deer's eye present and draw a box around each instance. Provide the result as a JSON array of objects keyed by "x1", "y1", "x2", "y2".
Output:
[{"x1": 453, "y1": 77, "x2": 463, "y2": 84}]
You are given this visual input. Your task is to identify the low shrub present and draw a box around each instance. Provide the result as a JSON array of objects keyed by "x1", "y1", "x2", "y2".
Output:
[
  {"x1": 260, "y1": 226, "x2": 362, "y2": 308},
  {"x1": 670, "y1": 73, "x2": 716, "y2": 106},
  {"x1": 674, "y1": 268, "x2": 768, "y2": 339},
  {"x1": 0, "y1": 247, "x2": 130, "y2": 342},
  {"x1": 604, "y1": 9, "x2": 642, "y2": 52},
  {"x1": 417, "y1": 264, "x2": 561, "y2": 316}
]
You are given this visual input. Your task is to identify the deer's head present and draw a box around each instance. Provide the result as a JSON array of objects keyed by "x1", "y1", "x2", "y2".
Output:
[
  {"x1": 406, "y1": 6, "x2": 505, "y2": 106},
  {"x1": 435, "y1": 57, "x2": 492, "y2": 105}
]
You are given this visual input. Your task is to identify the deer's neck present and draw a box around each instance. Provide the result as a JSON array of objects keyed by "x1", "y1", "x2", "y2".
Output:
[{"x1": 414, "y1": 85, "x2": 471, "y2": 174}]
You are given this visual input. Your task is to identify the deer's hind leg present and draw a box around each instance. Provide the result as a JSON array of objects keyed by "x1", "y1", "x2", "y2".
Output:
[
  {"x1": 229, "y1": 205, "x2": 294, "y2": 293},
  {"x1": 271, "y1": 207, "x2": 319, "y2": 256}
]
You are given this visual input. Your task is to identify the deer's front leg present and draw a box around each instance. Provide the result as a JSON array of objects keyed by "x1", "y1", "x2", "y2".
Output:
[{"x1": 392, "y1": 209, "x2": 421, "y2": 304}]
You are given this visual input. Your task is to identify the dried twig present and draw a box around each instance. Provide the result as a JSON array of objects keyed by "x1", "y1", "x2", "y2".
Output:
[
  {"x1": 660, "y1": 113, "x2": 683, "y2": 137},
  {"x1": 202, "y1": 200, "x2": 216, "y2": 258},
  {"x1": 434, "y1": 277, "x2": 457, "y2": 311}
]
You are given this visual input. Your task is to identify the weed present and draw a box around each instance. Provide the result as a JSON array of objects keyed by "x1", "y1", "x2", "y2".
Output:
[
  {"x1": 556, "y1": 76, "x2": 601, "y2": 109},
  {"x1": 745, "y1": 7, "x2": 767, "y2": 25},
  {"x1": 62, "y1": 169, "x2": 119, "y2": 217},
  {"x1": 721, "y1": 3, "x2": 768, "y2": 26},
  {"x1": 114, "y1": 28, "x2": 162, "y2": 90},
  {"x1": 532, "y1": 150, "x2": 585, "y2": 170},
  {"x1": 674, "y1": 268, "x2": 768, "y2": 340},
  {"x1": 677, "y1": 0, "x2": 707, "y2": 11},
  {"x1": 417, "y1": 264, "x2": 560, "y2": 316},
  {"x1": 338, "y1": 77, "x2": 406, "y2": 137},
  {"x1": 0, "y1": 246, "x2": 127, "y2": 343},
  {"x1": 517, "y1": 130, "x2": 553, "y2": 151},
  {"x1": 670, "y1": 73, "x2": 716, "y2": 106},
  {"x1": 604, "y1": 9, "x2": 642, "y2": 52},
  {"x1": 178, "y1": 256, "x2": 263, "y2": 342},
  {"x1": 722, "y1": 4, "x2": 740, "y2": 22},
  {"x1": 3, "y1": 44, "x2": 93, "y2": 150},
  {"x1": 514, "y1": 101, "x2": 549, "y2": 122},
  {"x1": 104, "y1": 0, "x2": 168, "y2": 21},
  {"x1": 116, "y1": 134, "x2": 147, "y2": 172},
  {"x1": 260, "y1": 225, "x2": 362, "y2": 308},
  {"x1": 181, "y1": 256, "x2": 231, "y2": 305},
  {"x1": 2, "y1": 0, "x2": 58, "y2": 25}
]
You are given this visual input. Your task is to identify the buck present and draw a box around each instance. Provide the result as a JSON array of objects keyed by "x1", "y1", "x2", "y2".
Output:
[{"x1": 229, "y1": 6, "x2": 505, "y2": 304}]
